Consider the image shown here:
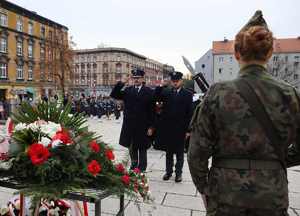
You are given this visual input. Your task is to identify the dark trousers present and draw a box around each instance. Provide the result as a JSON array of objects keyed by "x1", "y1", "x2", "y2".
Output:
[
  {"x1": 129, "y1": 146, "x2": 147, "y2": 172},
  {"x1": 166, "y1": 151, "x2": 184, "y2": 175}
]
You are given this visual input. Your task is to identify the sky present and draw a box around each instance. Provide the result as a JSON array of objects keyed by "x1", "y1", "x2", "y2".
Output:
[{"x1": 12, "y1": 0, "x2": 300, "y2": 74}]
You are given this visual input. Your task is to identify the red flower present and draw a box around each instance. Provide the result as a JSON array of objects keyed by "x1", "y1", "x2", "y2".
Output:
[
  {"x1": 7, "y1": 118, "x2": 14, "y2": 136},
  {"x1": 105, "y1": 149, "x2": 115, "y2": 160},
  {"x1": 133, "y1": 168, "x2": 140, "y2": 174},
  {"x1": 87, "y1": 160, "x2": 101, "y2": 176},
  {"x1": 115, "y1": 163, "x2": 125, "y2": 173},
  {"x1": 121, "y1": 175, "x2": 130, "y2": 185},
  {"x1": 52, "y1": 130, "x2": 72, "y2": 145},
  {"x1": 27, "y1": 143, "x2": 50, "y2": 165},
  {"x1": 89, "y1": 140, "x2": 100, "y2": 153}
]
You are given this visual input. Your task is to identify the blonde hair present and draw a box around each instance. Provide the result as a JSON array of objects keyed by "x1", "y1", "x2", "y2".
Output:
[{"x1": 234, "y1": 26, "x2": 273, "y2": 62}]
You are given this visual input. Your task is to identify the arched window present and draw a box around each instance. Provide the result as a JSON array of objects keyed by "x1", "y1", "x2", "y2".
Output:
[{"x1": 103, "y1": 63, "x2": 108, "y2": 73}]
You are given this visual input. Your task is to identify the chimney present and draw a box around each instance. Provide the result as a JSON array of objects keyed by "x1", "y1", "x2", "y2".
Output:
[{"x1": 223, "y1": 37, "x2": 228, "y2": 42}]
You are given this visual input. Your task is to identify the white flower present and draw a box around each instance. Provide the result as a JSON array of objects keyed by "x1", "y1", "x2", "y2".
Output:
[
  {"x1": 68, "y1": 114, "x2": 73, "y2": 117},
  {"x1": 0, "y1": 206, "x2": 9, "y2": 215},
  {"x1": 40, "y1": 137, "x2": 52, "y2": 147},
  {"x1": 14, "y1": 123, "x2": 27, "y2": 132},
  {"x1": 27, "y1": 122, "x2": 40, "y2": 132},
  {"x1": 40, "y1": 122, "x2": 61, "y2": 138}
]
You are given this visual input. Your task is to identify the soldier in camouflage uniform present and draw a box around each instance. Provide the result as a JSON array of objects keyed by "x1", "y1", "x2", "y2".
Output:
[{"x1": 188, "y1": 10, "x2": 300, "y2": 216}]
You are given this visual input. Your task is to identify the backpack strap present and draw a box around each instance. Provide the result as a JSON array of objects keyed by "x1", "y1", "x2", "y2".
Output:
[{"x1": 235, "y1": 78, "x2": 286, "y2": 170}]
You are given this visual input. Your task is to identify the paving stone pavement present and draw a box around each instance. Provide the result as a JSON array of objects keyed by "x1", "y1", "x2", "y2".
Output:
[{"x1": 0, "y1": 116, "x2": 300, "y2": 215}]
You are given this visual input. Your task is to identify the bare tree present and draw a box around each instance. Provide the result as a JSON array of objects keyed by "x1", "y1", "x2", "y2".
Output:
[
  {"x1": 44, "y1": 30, "x2": 76, "y2": 97},
  {"x1": 267, "y1": 56, "x2": 297, "y2": 86}
]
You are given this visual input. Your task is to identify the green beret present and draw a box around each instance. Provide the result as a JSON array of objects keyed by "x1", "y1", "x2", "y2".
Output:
[{"x1": 239, "y1": 10, "x2": 269, "y2": 32}]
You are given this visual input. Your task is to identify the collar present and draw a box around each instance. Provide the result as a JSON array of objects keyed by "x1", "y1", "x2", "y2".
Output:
[
  {"x1": 238, "y1": 64, "x2": 269, "y2": 78},
  {"x1": 174, "y1": 87, "x2": 182, "y2": 93},
  {"x1": 134, "y1": 85, "x2": 142, "y2": 92}
]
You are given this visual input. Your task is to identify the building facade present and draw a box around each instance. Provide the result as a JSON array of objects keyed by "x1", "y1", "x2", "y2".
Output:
[
  {"x1": 72, "y1": 48, "x2": 173, "y2": 96},
  {"x1": 195, "y1": 38, "x2": 300, "y2": 92},
  {"x1": 0, "y1": 0, "x2": 68, "y2": 106},
  {"x1": 145, "y1": 59, "x2": 164, "y2": 87}
]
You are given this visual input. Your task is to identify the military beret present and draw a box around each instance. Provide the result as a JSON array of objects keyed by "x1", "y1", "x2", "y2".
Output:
[
  {"x1": 131, "y1": 68, "x2": 145, "y2": 77},
  {"x1": 169, "y1": 71, "x2": 183, "y2": 80},
  {"x1": 239, "y1": 10, "x2": 269, "y2": 32}
]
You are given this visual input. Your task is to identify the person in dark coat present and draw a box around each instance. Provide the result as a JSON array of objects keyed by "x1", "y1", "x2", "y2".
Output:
[
  {"x1": 110, "y1": 68, "x2": 154, "y2": 172},
  {"x1": 154, "y1": 71, "x2": 193, "y2": 182}
]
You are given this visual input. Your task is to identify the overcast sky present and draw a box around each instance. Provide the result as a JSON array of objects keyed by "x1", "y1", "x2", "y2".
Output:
[{"x1": 12, "y1": 0, "x2": 300, "y2": 74}]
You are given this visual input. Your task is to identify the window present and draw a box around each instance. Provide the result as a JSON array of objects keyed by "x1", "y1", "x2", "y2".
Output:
[
  {"x1": 219, "y1": 57, "x2": 224, "y2": 62},
  {"x1": 28, "y1": 65, "x2": 33, "y2": 80},
  {"x1": 40, "y1": 25, "x2": 46, "y2": 38},
  {"x1": 28, "y1": 21, "x2": 34, "y2": 35},
  {"x1": 0, "y1": 13, "x2": 8, "y2": 27},
  {"x1": 28, "y1": 43, "x2": 33, "y2": 58},
  {"x1": 17, "y1": 65, "x2": 23, "y2": 80},
  {"x1": 0, "y1": 37, "x2": 7, "y2": 53},
  {"x1": 48, "y1": 65, "x2": 53, "y2": 81},
  {"x1": 272, "y1": 68, "x2": 278, "y2": 76},
  {"x1": 116, "y1": 63, "x2": 122, "y2": 73},
  {"x1": 103, "y1": 63, "x2": 108, "y2": 73},
  {"x1": 40, "y1": 46, "x2": 45, "y2": 60},
  {"x1": 48, "y1": 49, "x2": 52, "y2": 61},
  {"x1": 218, "y1": 68, "x2": 223, "y2": 74},
  {"x1": 40, "y1": 64, "x2": 45, "y2": 81},
  {"x1": 0, "y1": 63, "x2": 7, "y2": 79},
  {"x1": 273, "y1": 56, "x2": 278, "y2": 62},
  {"x1": 294, "y1": 74, "x2": 298, "y2": 80},
  {"x1": 49, "y1": 31, "x2": 53, "y2": 40},
  {"x1": 230, "y1": 56, "x2": 233, "y2": 62},
  {"x1": 295, "y1": 56, "x2": 300, "y2": 61},
  {"x1": 17, "y1": 39, "x2": 23, "y2": 56},
  {"x1": 16, "y1": 17, "x2": 23, "y2": 32},
  {"x1": 285, "y1": 56, "x2": 289, "y2": 62}
]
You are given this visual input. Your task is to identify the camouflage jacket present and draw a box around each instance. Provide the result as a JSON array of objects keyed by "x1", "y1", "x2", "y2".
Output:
[{"x1": 188, "y1": 64, "x2": 300, "y2": 209}]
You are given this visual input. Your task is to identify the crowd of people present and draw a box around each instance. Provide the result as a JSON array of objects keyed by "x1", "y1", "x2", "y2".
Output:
[{"x1": 68, "y1": 95, "x2": 122, "y2": 120}]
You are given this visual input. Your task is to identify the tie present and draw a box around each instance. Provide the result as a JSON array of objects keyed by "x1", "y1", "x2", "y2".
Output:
[{"x1": 174, "y1": 89, "x2": 178, "y2": 96}]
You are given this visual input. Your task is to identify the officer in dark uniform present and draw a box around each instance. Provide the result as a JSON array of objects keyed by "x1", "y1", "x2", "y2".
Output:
[
  {"x1": 154, "y1": 72, "x2": 193, "y2": 182},
  {"x1": 110, "y1": 68, "x2": 154, "y2": 172}
]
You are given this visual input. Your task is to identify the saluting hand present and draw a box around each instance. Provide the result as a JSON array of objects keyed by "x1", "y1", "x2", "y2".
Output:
[{"x1": 121, "y1": 76, "x2": 129, "y2": 84}]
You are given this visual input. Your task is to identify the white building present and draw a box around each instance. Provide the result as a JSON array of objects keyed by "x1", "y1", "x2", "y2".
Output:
[
  {"x1": 195, "y1": 37, "x2": 300, "y2": 92},
  {"x1": 195, "y1": 50, "x2": 213, "y2": 93}
]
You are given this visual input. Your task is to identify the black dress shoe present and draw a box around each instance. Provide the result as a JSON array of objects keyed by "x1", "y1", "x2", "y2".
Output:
[
  {"x1": 175, "y1": 174, "x2": 182, "y2": 183},
  {"x1": 163, "y1": 173, "x2": 172, "y2": 181}
]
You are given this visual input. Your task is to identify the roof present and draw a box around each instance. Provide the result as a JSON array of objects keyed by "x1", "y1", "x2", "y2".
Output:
[
  {"x1": 212, "y1": 38, "x2": 300, "y2": 55},
  {"x1": 74, "y1": 47, "x2": 147, "y2": 59},
  {"x1": 1, "y1": 0, "x2": 68, "y2": 30}
]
